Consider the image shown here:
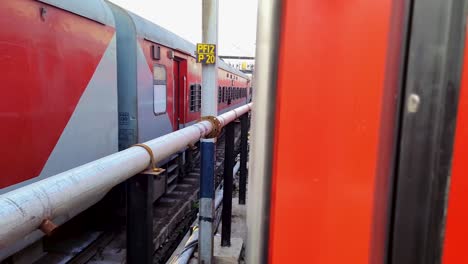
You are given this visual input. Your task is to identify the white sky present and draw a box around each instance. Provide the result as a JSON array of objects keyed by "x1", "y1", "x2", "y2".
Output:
[{"x1": 108, "y1": 0, "x2": 258, "y2": 57}]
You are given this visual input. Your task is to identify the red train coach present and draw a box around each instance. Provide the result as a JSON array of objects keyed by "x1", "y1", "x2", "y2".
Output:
[
  {"x1": 248, "y1": 0, "x2": 468, "y2": 263},
  {"x1": 0, "y1": 0, "x2": 250, "y2": 193}
]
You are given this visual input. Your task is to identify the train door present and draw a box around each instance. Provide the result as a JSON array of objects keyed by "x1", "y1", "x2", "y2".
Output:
[
  {"x1": 173, "y1": 58, "x2": 187, "y2": 129},
  {"x1": 248, "y1": 0, "x2": 467, "y2": 263}
]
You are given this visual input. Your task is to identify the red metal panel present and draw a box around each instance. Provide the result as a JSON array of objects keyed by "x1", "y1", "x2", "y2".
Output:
[
  {"x1": 442, "y1": 27, "x2": 468, "y2": 264},
  {"x1": 269, "y1": 0, "x2": 393, "y2": 263},
  {"x1": 0, "y1": 0, "x2": 114, "y2": 188},
  {"x1": 184, "y1": 56, "x2": 201, "y2": 124}
]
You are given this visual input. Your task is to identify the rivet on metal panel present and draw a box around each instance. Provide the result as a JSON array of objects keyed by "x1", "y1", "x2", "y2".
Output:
[
  {"x1": 39, "y1": 219, "x2": 57, "y2": 236},
  {"x1": 132, "y1": 144, "x2": 165, "y2": 175},
  {"x1": 407, "y1": 93, "x2": 421, "y2": 113},
  {"x1": 199, "y1": 116, "x2": 222, "y2": 138}
]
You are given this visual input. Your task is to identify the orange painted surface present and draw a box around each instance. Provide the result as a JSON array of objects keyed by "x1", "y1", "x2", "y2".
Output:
[
  {"x1": 269, "y1": 1, "x2": 393, "y2": 263},
  {"x1": 442, "y1": 29, "x2": 468, "y2": 264}
]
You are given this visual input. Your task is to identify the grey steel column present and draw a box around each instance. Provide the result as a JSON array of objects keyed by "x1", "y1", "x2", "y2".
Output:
[
  {"x1": 127, "y1": 174, "x2": 154, "y2": 264},
  {"x1": 221, "y1": 122, "x2": 235, "y2": 246},
  {"x1": 239, "y1": 113, "x2": 249, "y2": 205}
]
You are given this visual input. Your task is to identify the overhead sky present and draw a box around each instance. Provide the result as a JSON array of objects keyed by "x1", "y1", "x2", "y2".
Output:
[{"x1": 108, "y1": 0, "x2": 258, "y2": 57}]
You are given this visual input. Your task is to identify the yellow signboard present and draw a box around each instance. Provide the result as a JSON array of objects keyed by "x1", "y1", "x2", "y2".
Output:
[
  {"x1": 241, "y1": 61, "x2": 247, "y2": 70},
  {"x1": 196, "y1": 43, "x2": 216, "y2": 64}
]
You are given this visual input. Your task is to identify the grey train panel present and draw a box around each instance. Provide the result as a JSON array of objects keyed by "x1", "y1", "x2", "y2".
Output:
[
  {"x1": 38, "y1": 0, "x2": 115, "y2": 26},
  {"x1": 129, "y1": 12, "x2": 196, "y2": 56},
  {"x1": 107, "y1": 2, "x2": 139, "y2": 150},
  {"x1": 135, "y1": 42, "x2": 174, "y2": 141}
]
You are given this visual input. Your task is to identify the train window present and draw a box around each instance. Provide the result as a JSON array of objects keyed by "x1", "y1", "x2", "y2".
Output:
[
  {"x1": 225, "y1": 87, "x2": 228, "y2": 101},
  {"x1": 218, "y1": 86, "x2": 222, "y2": 103},
  {"x1": 190, "y1": 84, "x2": 196, "y2": 112},
  {"x1": 222, "y1": 87, "x2": 226, "y2": 103},
  {"x1": 196, "y1": 84, "x2": 201, "y2": 111},
  {"x1": 190, "y1": 84, "x2": 202, "y2": 112},
  {"x1": 153, "y1": 64, "x2": 167, "y2": 115}
]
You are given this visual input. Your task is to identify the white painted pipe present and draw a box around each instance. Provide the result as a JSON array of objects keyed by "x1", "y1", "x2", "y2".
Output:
[
  {"x1": 233, "y1": 160, "x2": 240, "y2": 176},
  {"x1": 171, "y1": 226, "x2": 199, "y2": 264},
  {"x1": 0, "y1": 103, "x2": 251, "y2": 249}
]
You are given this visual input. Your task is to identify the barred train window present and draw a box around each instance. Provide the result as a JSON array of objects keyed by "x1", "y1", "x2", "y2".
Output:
[
  {"x1": 222, "y1": 87, "x2": 226, "y2": 102},
  {"x1": 153, "y1": 64, "x2": 167, "y2": 114},
  {"x1": 218, "y1": 86, "x2": 222, "y2": 103},
  {"x1": 190, "y1": 84, "x2": 202, "y2": 112}
]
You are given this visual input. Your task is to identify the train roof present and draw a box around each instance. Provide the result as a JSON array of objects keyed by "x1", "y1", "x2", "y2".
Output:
[
  {"x1": 38, "y1": 0, "x2": 114, "y2": 26},
  {"x1": 126, "y1": 11, "x2": 250, "y2": 80}
]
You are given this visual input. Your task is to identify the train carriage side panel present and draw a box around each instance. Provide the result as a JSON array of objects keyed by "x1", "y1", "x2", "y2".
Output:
[
  {"x1": 184, "y1": 56, "x2": 203, "y2": 125},
  {"x1": 0, "y1": 0, "x2": 118, "y2": 192},
  {"x1": 0, "y1": 0, "x2": 118, "y2": 259},
  {"x1": 127, "y1": 12, "x2": 186, "y2": 140},
  {"x1": 135, "y1": 38, "x2": 176, "y2": 140}
]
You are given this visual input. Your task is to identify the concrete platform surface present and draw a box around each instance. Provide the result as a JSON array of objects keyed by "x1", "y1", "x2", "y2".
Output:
[{"x1": 213, "y1": 237, "x2": 243, "y2": 264}]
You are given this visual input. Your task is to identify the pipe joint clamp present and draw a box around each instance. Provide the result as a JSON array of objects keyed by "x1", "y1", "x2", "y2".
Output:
[
  {"x1": 133, "y1": 143, "x2": 165, "y2": 175},
  {"x1": 199, "y1": 116, "x2": 222, "y2": 138}
]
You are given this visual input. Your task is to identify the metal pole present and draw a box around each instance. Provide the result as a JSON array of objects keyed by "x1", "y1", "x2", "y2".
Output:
[
  {"x1": 199, "y1": 0, "x2": 218, "y2": 263},
  {"x1": 127, "y1": 174, "x2": 154, "y2": 264},
  {"x1": 221, "y1": 122, "x2": 234, "y2": 247},
  {"x1": 239, "y1": 114, "x2": 249, "y2": 204}
]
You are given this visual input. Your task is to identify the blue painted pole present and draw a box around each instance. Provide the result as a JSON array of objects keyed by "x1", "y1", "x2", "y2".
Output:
[
  {"x1": 200, "y1": 0, "x2": 218, "y2": 262},
  {"x1": 199, "y1": 138, "x2": 216, "y2": 263}
]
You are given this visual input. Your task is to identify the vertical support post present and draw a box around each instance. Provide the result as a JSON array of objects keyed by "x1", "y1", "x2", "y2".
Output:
[
  {"x1": 239, "y1": 114, "x2": 249, "y2": 205},
  {"x1": 222, "y1": 122, "x2": 235, "y2": 246},
  {"x1": 127, "y1": 174, "x2": 154, "y2": 264},
  {"x1": 200, "y1": 0, "x2": 218, "y2": 263}
]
